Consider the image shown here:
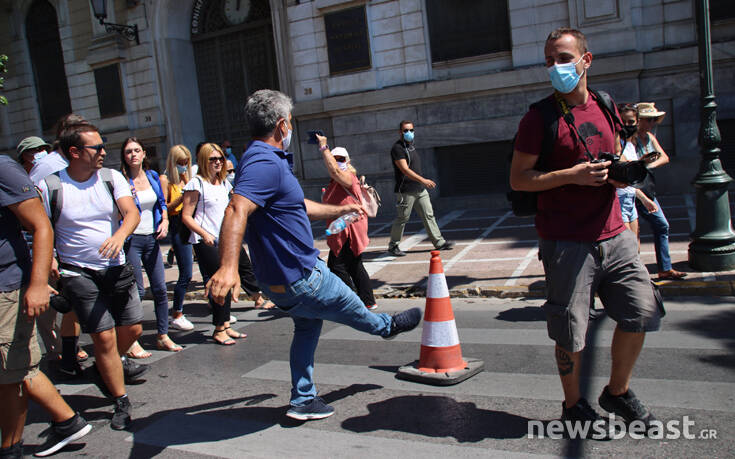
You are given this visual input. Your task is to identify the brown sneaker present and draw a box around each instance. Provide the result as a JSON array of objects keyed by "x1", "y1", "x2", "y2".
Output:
[{"x1": 658, "y1": 269, "x2": 687, "y2": 280}]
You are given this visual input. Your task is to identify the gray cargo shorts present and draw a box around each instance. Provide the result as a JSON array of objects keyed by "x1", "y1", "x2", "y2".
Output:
[{"x1": 539, "y1": 230, "x2": 664, "y2": 352}]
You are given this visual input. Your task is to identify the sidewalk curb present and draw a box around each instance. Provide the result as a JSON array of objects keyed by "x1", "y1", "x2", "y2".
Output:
[{"x1": 152, "y1": 280, "x2": 734, "y2": 302}]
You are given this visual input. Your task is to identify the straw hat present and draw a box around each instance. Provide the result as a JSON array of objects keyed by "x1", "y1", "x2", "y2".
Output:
[{"x1": 637, "y1": 102, "x2": 666, "y2": 118}]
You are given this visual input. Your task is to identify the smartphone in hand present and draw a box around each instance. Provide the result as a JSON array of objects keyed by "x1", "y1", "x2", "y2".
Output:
[{"x1": 307, "y1": 130, "x2": 324, "y2": 144}]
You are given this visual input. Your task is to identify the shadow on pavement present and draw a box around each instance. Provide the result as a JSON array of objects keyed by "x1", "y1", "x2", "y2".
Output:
[
  {"x1": 496, "y1": 306, "x2": 546, "y2": 322},
  {"x1": 678, "y1": 309, "x2": 735, "y2": 370},
  {"x1": 341, "y1": 394, "x2": 530, "y2": 441}
]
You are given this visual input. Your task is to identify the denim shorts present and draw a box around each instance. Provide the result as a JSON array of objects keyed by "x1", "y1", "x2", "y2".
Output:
[
  {"x1": 538, "y1": 230, "x2": 664, "y2": 352},
  {"x1": 617, "y1": 192, "x2": 638, "y2": 223},
  {"x1": 59, "y1": 263, "x2": 144, "y2": 334},
  {"x1": 0, "y1": 289, "x2": 40, "y2": 384}
]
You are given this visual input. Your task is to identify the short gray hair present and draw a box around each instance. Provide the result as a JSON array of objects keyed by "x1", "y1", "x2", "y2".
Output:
[{"x1": 245, "y1": 89, "x2": 293, "y2": 137}]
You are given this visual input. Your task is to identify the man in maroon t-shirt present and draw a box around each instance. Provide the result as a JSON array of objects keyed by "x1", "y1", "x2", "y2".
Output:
[{"x1": 510, "y1": 28, "x2": 662, "y2": 436}]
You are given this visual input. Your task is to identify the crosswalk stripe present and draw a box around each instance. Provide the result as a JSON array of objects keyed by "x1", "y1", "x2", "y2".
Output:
[
  {"x1": 320, "y1": 326, "x2": 731, "y2": 350},
  {"x1": 243, "y1": 361, "x2": 735, "y2": 413}
]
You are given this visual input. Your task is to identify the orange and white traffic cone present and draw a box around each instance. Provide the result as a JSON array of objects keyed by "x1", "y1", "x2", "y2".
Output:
[{"x1": 397, "y1": 251, "x2": 484, "y2": 385}]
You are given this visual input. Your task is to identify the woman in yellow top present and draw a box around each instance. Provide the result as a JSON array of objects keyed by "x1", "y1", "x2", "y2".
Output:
[{"x1": 160, "y1": 145, "x2": 195, "y2": 331}]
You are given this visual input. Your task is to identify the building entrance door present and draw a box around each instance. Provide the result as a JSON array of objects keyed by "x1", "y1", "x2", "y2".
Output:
[{"x1": 191, "y1": 0, "x2": 279, "y2": 151}]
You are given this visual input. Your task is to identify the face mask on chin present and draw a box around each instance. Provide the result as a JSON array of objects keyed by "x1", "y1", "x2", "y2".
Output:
[{"x1": 548, "y1": 55, "x2": 585, "y2": 94}]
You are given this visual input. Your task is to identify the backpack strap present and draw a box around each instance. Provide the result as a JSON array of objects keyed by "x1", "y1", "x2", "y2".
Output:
[
  {"x1": 99, "y1": 168, "x2": 122, "y2": 218},
  {"x1": 45, "y1": 172, "x2": 63, "y2": 226},
  {"x1": 529, "y1": 96, "x2": 561, "y2": 171},
  {"x1": 589, "y1": 88, "x2": 623, "y2": 134}
]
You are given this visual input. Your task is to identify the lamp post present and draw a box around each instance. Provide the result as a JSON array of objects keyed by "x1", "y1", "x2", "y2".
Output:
[
  {"x1": 89, "y1": 0, "x2": 140, "y2": 45},
  {"x1": 688, "y1": 0, "x2": 735, "y2": 271}
]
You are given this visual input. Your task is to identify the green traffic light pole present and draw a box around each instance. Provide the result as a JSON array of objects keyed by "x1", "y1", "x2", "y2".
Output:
[{"x1": 688, "y1": 0, "x2": 735, "y2": 271}]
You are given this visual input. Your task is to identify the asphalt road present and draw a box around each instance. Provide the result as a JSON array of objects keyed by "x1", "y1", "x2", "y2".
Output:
[{"x1": 23, "y1": 296, "x2": 735, "y2": 458}]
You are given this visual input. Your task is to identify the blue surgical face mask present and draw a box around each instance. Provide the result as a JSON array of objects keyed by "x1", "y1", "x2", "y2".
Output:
[
  {"x1": 33, "y1": 150, "x2": 48, "y2": 163},
  {"x1": 403, "y1": 131, "x2": 414, "y2": 143},
  {"x1": 548, "y1": 55, "x2": 585, "y2": 94},
  {"x1": 225, "y1": 147, "x2": 232, "y2": 155},
  {"x1": 176, "y1": 164, "x2": 187, "y2": 174}
]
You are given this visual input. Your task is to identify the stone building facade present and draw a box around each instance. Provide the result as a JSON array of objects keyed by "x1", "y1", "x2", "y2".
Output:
[{"x1": 1, "y1": 0, "x2": 734, "y2": 212}]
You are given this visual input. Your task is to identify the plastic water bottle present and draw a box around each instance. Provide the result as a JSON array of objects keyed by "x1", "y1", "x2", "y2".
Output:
[{"x1": 326, "y1": 212, "x2": 360, "y2": 236}]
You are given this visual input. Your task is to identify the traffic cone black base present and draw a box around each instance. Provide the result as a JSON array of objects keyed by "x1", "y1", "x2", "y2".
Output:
[{"x1": 396, "y1": 357, "x2": 484, "y2": 386}]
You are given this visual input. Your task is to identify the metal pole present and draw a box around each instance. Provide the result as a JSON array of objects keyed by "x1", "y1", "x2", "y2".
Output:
[{"x1": 688, "y1": 0, "x2": 735, "y2": 271}]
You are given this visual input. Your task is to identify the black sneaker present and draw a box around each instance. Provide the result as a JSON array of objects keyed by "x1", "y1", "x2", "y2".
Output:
[
  {"x1": 383, "y1": 307, "x2": 422, "y2": 340},
  {"x1": 286, "y1": 397, "x2": 335, "y2": 421},
  {"x1": 121, "y1": 355, "x2": 150, "y2": 383},
  {"x1": 56, "y1": 363, "x2": 85, "y2": 381},
  {"x1": 0, "y1": 441, "x2": 23, "y2": 459},
  {"x1": 436, "y1": 240, "x2": 455, "y2": 250},
  {"x1": 387, "y1": 244, "x2": 406, "y2": 257},
  {"x1": 561, "y1": 398, "x2": 610, "y2": 440},
  {"x1": 34, "y1": 412, "x2": 92, "y2": 457},
  {"x1": 598, "y1": 386, "x2": 656, "y2": 426},
  {"x1": 111, "y1": 396, "x2": 132, "y2": 430}
]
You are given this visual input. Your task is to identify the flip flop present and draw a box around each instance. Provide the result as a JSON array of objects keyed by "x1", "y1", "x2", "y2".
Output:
[
  {"x1": 256, "y1": 301, "x2": 275, "y2": 310},
  {"x1": 77, "y1": 348, "x2": 89, "y2": 362}
]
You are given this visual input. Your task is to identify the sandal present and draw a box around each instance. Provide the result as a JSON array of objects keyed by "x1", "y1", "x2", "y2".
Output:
[
  {"x1": 126, "y1": 340, "x2": 152, "y2": 359},
  {"x1": 224, "y1": 327, "x2": 247, "y2": 340},
  {"x1": 157, "y1": 336, "x2": 183, "y2": 352},
  {"x1": 77, "y1": 348, "x2": 89, "y2": 362},
  {"x1": 253, "y1": 294, "x2": 275, "y2": 310},
  {"x1": 212, "y1": 330, "x2": 236, "y2": 346}
]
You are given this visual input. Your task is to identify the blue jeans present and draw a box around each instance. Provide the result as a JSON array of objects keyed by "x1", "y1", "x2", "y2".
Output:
[
  {"x1": 125, "y1": 234, "x2": 169, "y2": 335},
  {"x1": 259, "y1": 259, "x2": 392, "y2": 406},
  {"x1": 636, "y1": 197, "x2": 672, "y2": 272},
  {"x1": 169, "y1": 215, "x2": 193, "y2": 312}
]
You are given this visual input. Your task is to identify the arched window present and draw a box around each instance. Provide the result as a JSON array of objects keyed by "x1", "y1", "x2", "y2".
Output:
[
  {"x1": 26, "y1": 0, "x2": 71, "y2": 131},
  {"x1": 191, "y1": 0, "x2": 279, "y2": 148}
]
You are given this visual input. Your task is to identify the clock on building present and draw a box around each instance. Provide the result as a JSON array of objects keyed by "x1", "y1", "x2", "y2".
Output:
[{"x1": 223, "y1": 0, "x2": 250, "y2": 25}]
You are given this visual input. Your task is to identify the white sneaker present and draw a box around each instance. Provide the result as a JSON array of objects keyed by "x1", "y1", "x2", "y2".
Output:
[
  {"x1": 170, "y1": 315, "x2": 194, "y2": 331},
  {"x1": 229, "y1": 315, "x2": 238, "y2": 324}
]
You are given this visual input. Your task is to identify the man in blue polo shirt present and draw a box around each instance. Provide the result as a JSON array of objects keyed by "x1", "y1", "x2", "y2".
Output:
[{"x1": 207, "y1": 89, "x2": 422, "y2": 421}]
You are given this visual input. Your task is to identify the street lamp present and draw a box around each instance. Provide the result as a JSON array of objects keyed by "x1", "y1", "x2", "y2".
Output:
[
  {"x1": 89, "y1": 0, "x2": 140, "y2": 45},
  {"x1": 688, "y1": 0, "x2": 735, "y2": 271}
]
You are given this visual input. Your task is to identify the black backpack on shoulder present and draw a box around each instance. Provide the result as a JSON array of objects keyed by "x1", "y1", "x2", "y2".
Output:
[{"x1": 506, "y1": 89, "x2": 621, "y2": 217}]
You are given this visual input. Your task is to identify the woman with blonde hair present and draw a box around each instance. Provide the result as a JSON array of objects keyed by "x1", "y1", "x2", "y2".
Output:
[
  {"x1": 181, "y1": 143, "x2": 266, "y2": 345},
  {"x1": 160, "y1": 145, "x2": 195, "y2": 331}
]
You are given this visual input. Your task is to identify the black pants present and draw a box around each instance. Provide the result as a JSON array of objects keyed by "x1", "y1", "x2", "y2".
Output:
[
  {"x1": 327, "y1": 239, "x2": 376, "y2": 307},
  {"x1": 193, "y1": 243, "x2": 259, "y2": 326}
]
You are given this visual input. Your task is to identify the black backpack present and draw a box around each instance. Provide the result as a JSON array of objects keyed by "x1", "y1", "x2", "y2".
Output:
[{"x1": 507, "y1": 89, "x2": 621, "y2": 216}]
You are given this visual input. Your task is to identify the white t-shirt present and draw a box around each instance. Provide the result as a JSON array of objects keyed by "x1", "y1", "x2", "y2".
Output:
[
  {"x1": 29, "y1": 150, "x2": 69, "y2": 185},
  {"x1": 38, "y1": 169, "x2": 132, "y2": 269},
  {"x1": 133, "y1": 186, "x2": 157, "y2": 235},
  {"x1": 616, "y1": 141, "x2": 639, "y2": 198},
  {"x1": 183, "y1": 176, "x2": 232, "y2": 244}
]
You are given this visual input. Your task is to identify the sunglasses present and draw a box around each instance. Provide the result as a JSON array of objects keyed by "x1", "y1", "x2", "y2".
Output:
[
  {"x1": 334, "y1": 157, "x2": 347, "y2": 163},
  {"x1": 402, "y1": 128, "x2": 414, "y2": 133},
  {"x1": 82, "y1": 144, "x2": 105, "y2": 153},
  {"x1": 208, "y1": 156, "x2": 225, "y2": 163},
  {"x1": 227, "y1": 169, "x2": 235, "y2": 173}
]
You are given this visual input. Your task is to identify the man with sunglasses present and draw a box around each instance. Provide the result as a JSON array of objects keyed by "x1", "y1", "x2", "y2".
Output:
[
  {"x1": 387, "y1": 120, "x2": 454, "y2": 257},
  {"x1": 38, "y1": 123, "x2": 147, "y2": 431}
]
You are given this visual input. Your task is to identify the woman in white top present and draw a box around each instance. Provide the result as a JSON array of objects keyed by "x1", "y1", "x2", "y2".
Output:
[
  {"x1": 121, "y1": 137, "x2": 183, "y2": 354},
  {"x1": 181, "y1": 143, "x2": 264, "y2": 345}
]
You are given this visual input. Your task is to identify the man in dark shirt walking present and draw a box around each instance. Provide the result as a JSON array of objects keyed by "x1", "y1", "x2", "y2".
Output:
[{"x1": 388, "y1": 120, "x2": 454, "y2": 256}]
